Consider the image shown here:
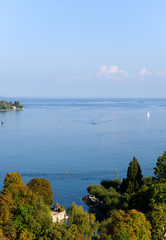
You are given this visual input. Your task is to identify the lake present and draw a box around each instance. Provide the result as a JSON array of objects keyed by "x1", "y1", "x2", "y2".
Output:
[{"x1": 0, "y1": 98, "x2": 166, "y2": 209}]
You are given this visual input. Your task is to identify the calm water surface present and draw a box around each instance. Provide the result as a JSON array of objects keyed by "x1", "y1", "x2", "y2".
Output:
[{"x1": 0, "y1": 98, "x2": 166, "y2": 208}]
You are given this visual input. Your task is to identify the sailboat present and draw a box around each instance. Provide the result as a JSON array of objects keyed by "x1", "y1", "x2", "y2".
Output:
[{"x1": 147, "y1": 111, "x2": 150, "y2": 118}]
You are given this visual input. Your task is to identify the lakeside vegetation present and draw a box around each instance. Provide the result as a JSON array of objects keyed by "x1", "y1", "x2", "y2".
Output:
[
  {"x1": 0, "y1": 100, "x2": 23, "y2": 111},
  {"x1": 0, "y1": 152, "x2": 166, "y2": 239},
  {"x1": 85, "y1": 152, "x2": 166, "y2": 239}
]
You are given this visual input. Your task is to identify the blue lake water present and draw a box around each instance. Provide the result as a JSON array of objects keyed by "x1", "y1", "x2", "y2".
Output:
[{"x1": 0, "y1": 98, "x2": 166, "y2": 209}]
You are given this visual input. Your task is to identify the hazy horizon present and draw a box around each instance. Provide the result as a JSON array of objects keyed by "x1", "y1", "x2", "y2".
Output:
[{"x1": 1, "y1": 96, "x2": 166, "y2": 100}]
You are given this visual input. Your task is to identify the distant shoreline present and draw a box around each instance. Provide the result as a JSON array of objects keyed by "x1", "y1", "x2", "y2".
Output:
[{"x1": 0, "y1": 100, "x2": 23, "y2": 112}]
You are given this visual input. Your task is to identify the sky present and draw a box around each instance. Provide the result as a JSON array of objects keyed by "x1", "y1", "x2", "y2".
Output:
[{"x1": 0, "y1": 0, "x2": 166, "y2": 98}]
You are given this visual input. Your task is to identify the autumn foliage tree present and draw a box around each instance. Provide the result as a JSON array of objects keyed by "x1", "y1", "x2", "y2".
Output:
[
  {"x1": 0, "y1": 173, "x2": 94, "y2": 240},
  {"x1": 0, "y1": 173, "x2": 52, "y2": 239},
  {"x1": 27, "y1": 178, "x2": 54, "y2": 205},
  {"x1": 100, "y1": 209, "x2": 151, "y2": 240}
]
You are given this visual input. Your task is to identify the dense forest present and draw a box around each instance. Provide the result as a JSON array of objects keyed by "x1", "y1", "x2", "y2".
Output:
[
  {"x1": 0, "y1": 100, "x2": 23, "y2": 110},
  {"x1": 0, "y1": 152, "x2": 166, "y2": 239}
]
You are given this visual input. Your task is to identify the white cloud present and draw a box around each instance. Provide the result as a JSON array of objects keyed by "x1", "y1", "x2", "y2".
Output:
[
  {"x1": 96, "y1": 65, "x2": 166, "y2": 82},
  {"x1": 100, "y1": 65, "x2": 108, "y2": 74},
  {"x1": 97, "y1": 65, "x2": 128, "y2": 79},
  {"x1": 139, "y1": 68, "x2": 152, "y2": 76},
  {"x1": 107, "y1": 66, "x2": 119, "y2": 74}
]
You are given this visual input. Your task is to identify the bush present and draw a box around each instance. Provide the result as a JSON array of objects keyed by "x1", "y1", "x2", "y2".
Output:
[{"x1": 101, "y1": 179, "x2": 121, "y2": 191}]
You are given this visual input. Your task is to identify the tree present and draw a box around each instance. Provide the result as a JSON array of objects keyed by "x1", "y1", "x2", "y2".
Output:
[
  {"x1": 2, "y1": 173, "x2": 24, "y2": 192},
  {"x1": 67, "y1": 202, "x2": 99, "y2": 239},
  {"x1": 129, "y1": 185, "x2": 151, "y2": 213},
  {"x1": 0, "y1": 173, "x2": 54, "y2": 240},
  {"x1": 44, "y1": 224, "x2": 88, "y2": 240},
  {"x1": 100, "y1": 209, "x2": 151, "y2": 240},
  {"x1": 87, "y1": 184, "x2": 107, "y2": 200},
  {"x1": 121, "y1": 157, "x2": 143, "y2": 194},
  {"x1": 101, "y1": 179, "x2": 121, "y2": 191},
  {"x1": 143, "y1": 176, "x2": 154, "y2": 187},
  {"x1": 154, "y1": 151, "x2": 166, "y2": 181},
  {"x1": 120, "y1": 178, "x2": 128, "y2": 194},
  {"x1": 27, "y1": 178, "x2": 54, "y2": 205},
  {"x1": 13, "y1": 101, "x2": 23, "y2": 108},
  {"x1": 148, "y1": 205, "x2": 166, "y2": 240},
  {"x1": 149, "y1": 182, "x2": 166, "y2": 209},
  {"x1": 87, "y1": 184, "x2": 121, "y2": 214},
  {"x1": 0, "y1": 178, "x2": 37, "y2": 239}
]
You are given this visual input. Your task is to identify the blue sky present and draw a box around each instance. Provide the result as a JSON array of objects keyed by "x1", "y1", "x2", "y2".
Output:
[{"x1": 0, "y1": 0, "x2": 166, "y2": 98}]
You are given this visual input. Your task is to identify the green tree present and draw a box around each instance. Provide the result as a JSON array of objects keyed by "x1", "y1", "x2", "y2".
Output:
[
  {"x1": 87, "y1": 184, "x2": 107, "y2": 200},
  {"x1": 67, "y1": 202, "x2": 99, "y2": 239},
  {"x1": 0, "y1": 100, "x2": 14, "y2": 110},
  {"x1": 13, "y1": 101, "x2": 23, "y2": 108},
  {"x1": 143, "y1": 176, "x2": 154, "y2": 187},
  {"x1": 121, "y1": 157, "x2": 143, "y2": 194},
  {"x1": 148, "y1": 205, "x2": 166, "y2": 240},
  {"x1": 46, "y1": 224, "x2": 89, "y2": 240},
  {"x1": 0, "y1": 101, "x2": 8, "y2": 110},
  {"x1": 101, "y1": 178, "x2": 121, "y2": 191},
  {"x1": 149, "y1": 182, "x2": 166, "y2": 209},
  {"x1": 129, "y1": 185, "x2": 151, "y2": 213},
  {"x1": 87, "y1": 184, "x2": 121, "y2": 214},
  {"x1": 120, "y1": 178, "x2": 128, "y2": 194},
  {"x1": 100, "y1": 209, "x2": 151, "y2": 240},
  {"x1": 154, "y1": 151, "x2": 166, "y2": 182},
  {"x1": 27, "y1": 178, "x2": 54, "y2": 205}
]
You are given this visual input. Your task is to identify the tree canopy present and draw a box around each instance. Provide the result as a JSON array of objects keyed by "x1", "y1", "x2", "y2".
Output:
[
  {"x1": 148, "y1": 205, "x2": 166, "y2": 240},
  {"x1": 101, "y1": 178, "x2": 121, "y2": 191},
  {"x1": 67, "y1": 202, "x2": 99, "y2": 239},
  {"x1": 149, "y1": 182, "x2": 166, "y2": 209},
  {"x1": 0, "y1": 173, "x2": 88, "y2": 240},
  {"x1": 1, "y1": 152, "x2": 166, "y2": 239},
  {"x1": 100, "y1": 209, "x2": 151, "y2": 240},
  {"x1": 0, "y1": 173, "x2": 52, "y2": 239},
  {"x1": 154, "y1": 151, "x2": 166, "y2": 181},
  {"x1": 27, "y1": 178, "x2": 54, "y2": 205}
]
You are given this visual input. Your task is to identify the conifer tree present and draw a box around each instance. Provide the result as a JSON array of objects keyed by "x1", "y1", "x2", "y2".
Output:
[{"x1": 121, "y1": 157, "x2": 143, "y2": 194}]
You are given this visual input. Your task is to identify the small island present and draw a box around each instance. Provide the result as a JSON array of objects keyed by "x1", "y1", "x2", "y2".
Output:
[{"x1": 0, "y1": 100, "x2": 23, "y2": 111}]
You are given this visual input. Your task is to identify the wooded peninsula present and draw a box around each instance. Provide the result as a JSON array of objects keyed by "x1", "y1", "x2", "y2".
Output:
[
  {"x1": 0, "y1": 152, "x2": 166, "y2": 239},
  {"x1": 0, "y1": 100, "x2": 23, "y2": 111}
]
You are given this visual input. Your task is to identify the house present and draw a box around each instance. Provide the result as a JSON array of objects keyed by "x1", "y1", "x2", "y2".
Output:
[
  {"x1": 51, "y1": 203, "x2": 68, "y2": 223},
  {"x1": 12, "y1": 106, "x2": 17, "y2": 111}
]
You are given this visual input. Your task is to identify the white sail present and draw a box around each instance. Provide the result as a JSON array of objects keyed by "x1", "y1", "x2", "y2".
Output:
[{"x1": 147, "y1": 111, "x2": 150, "y2": 118}]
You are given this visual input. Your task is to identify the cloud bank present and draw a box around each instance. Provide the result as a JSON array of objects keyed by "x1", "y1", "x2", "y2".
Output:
[
  {"x1": 139, "y1": 68, "x2": 152, "y2": 76},
  {"x1": 96, "y1": 65, "x2": 166, "y2": 81},
  {"x1": 97, "y1": 65, "x2": 128, "y2": 81}
]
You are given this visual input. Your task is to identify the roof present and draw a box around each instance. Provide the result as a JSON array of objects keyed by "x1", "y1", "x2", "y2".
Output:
[{"x1": 53, "y1": 203, "x2": 61, "y2": 208}]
